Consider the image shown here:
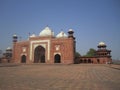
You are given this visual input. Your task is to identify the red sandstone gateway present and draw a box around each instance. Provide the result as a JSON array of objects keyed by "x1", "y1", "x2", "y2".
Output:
[{"x1": 12, "y1": 27, "x2": 75, "y2": 64}]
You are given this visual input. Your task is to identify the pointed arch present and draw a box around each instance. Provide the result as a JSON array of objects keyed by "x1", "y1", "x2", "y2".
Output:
[
  {"x1": 21, "y1": 55, "x2": 26, "y2": 63},
  {"x1": 34, "y1": 45, "x2": 45, "y2": 63},
  {"x1": 88, "y1": 59, "x2": 92, "y2": 63},
  {"x1": 80, "y1": 59, "x2": 83, "y2": 63},
  {"x1": 97, "y1": 59, "x2": 100, "y2": 63},
  {"x1": 54, "y1": 54, "x2": 61, "y2": 63},
  {"x1": 84, "y1": 59, "x2": 87, "y2": 63}
]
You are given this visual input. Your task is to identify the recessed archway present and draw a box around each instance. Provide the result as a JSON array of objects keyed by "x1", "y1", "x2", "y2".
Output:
[
  {"x1": 54, "y1": 54, "x2": 61, "y2": 63},
  {"x1": 80, "y1": 59, "x2": 83, "y2": 63},
  {"x1": 84, "y1": 59, "x2": 87, "y2": 63},
  {"x1": 88, "y1": 59, "x2": 91, "y2": 63},
  {"x1": 21, "y1": 55, "x2": 26, "y2": 63},
  {"x1": 97, "y1": 59, "x2": 100, "y2": 63},
  {"x1": 34, "y1": 46, "x2": 45, "y2": 63}
]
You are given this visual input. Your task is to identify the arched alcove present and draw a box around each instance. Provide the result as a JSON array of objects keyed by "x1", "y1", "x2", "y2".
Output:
[
  {"x1": 34, "y1": 46, "x2": 45, "y2": 63},
  {"x1": 54, "y1": 54, "x2": 61, "y2": 63}
]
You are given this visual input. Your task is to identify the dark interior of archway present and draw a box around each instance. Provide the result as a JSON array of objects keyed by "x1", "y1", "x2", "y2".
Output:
[
  {"x1": 97, "y1": 59, "x2": 100, "y2": 63},
  {"x1": 88, "y1": 59, "x2": 91, "y2": 63},
  {"x1": 21, "y1": 55, "x2": 26, "y2": 63},
  {"x1": 54, "y1": 54, "x2": 61, "y2": 63},
  {"x1": 34, "y1": 46, "x2": 45, "y2": 63}
]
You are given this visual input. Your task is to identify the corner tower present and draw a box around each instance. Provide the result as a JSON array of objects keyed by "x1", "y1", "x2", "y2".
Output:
[
  {"x1": 96, "y1": 42, "x2": 112, "y2": 64},
  {"x1": 68, "y1": 29, "x2": 76, "y2": 63},
  {"x1": 68, "y1": 29, "x2": 75, "y2": 39},
  {"x1": 12, "y1": 34, "x2": 18, "y2": 62}
]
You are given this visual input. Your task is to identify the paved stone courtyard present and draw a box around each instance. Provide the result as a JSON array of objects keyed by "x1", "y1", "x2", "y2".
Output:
[{"x1": 0, "y1": 64, "x2": 120, "y2": 90}]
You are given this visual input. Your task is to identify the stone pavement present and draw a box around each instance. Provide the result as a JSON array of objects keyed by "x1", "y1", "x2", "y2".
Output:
[
  {"x1": 0, "y1": 64, "x2": 120, "y2": 90},
  {"x1": 108, "y1": 64, "x2": 120, "y2": 70}
]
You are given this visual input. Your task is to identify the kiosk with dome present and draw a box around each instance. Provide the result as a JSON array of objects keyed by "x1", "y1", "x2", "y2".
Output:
[{"x1": 75, "y1": 42, "x2": 112, "y2": 64}]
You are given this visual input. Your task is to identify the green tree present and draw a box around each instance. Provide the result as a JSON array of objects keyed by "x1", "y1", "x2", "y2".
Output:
[
  {"x1": 85, "y1": 48, "x2": 96, "y2": 57},
  {"x1": 75, "y1": 52, "x2": 81, "y2": 57}
]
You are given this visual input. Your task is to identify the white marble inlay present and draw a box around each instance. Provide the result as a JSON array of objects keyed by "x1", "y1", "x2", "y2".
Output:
[{"x1": 30, "y1": 40, "x2": 50, "y2": 61}]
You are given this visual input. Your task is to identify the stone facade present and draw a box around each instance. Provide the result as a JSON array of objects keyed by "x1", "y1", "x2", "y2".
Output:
[
  {"x1": 12, "y1": 27, "x2": 75, "y2": 64},
  {"x1": 11, "y1": 27, "x2": 112, "y2": 64}
]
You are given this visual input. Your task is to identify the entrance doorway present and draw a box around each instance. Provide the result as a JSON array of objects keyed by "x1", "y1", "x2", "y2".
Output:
[
  {"x1": 88, "y1": 59, "x2": 91, "y2": 63},
  {"x1": 34, "y1": 46, "x2": 45, "y2": 63},
  {"x1": 21, "y1": 55, "x2": 26, "y2": 63},
  {"x1": 80, "y1": 59, "x2": 83, "y2": 63},
  {"x1": 97, "y1": 59, "x2": 100, "y2": 63},
  {"x1": 54, "y1": 54, "x2": 61, "y2": 63},
  {"x1": 84, "y1": 59, "x2": 87, "y2": 63}
]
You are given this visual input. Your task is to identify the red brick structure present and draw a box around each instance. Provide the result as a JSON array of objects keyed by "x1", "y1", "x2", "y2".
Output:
[
  {"x1": 12, "y1": 27, "x2": 75, "y2": 64},
  {"x1": 12, "y1": 26, "x2": 112, "y2": 64},
  {"x1": 75, "y1": 42, "x2": 112, "y2": 64}
]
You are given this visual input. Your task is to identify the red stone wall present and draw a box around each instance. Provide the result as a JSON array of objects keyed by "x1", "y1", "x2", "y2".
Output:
[
  {"x1": 12, "y1": 41, "x2": 29, "y2": 63},
  {"x1": 51, "y1": 38, "x2": 74, "y2": 64},
  {"x1": 76, "y1": 56, "x2": 112, "y2": 64},
  {"x1": 12, "y1": 37, "x2": 75, "y2": 64}
]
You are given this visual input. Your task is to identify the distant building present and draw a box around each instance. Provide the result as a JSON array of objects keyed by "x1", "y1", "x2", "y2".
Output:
[
  {"x1": 75, "y1": 42, "x2": 112, "y2": 64},
  {"x1": 12, "y1": 27, "x2": 75, "y2": 64},
  {"x1": 0, "y1": 47, "x2": 12, "y2": 63}
]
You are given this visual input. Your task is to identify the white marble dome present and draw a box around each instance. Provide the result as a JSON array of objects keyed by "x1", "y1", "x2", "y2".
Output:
[
  {"x1": 56, "y1": 31, "x2": 67, "y2": 38},
  {"x1": 39, "y1": 26, "x2": 54, "y2": 37},
  {"x1": 30, "y1": 34, "x2": 36, "y2": 37},
  {"x1": 13, "y1": 34, "x2": 17, "y2": 37},
  {"x1": 98, "y1": 42, "x2": 106, "y2": 46},
  {"x1": 68, "y1": 29, "x2": 73, "y2": 32},
  {"x1": 6, "y1": 47, "x2": 11, "y2": 50}
]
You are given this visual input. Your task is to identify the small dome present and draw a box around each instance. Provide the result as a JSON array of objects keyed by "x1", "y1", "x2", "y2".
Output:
[
  {"x1": 56, "y1": 31, "x2": 67, "y2": 38},
  {"x1": 6, "y1": 47, "x2": 11, "y2": 50},
  {"x1": 39, "y1": 26, "x2": 54, "y2": 37},
  {"x1": 30, "y1": 34, "x2": 36, "y2": 37},
  {"x1": 13, "y1": 34, "x2": 17, "y2": 37},
  {"x1": 68, "y1": 29, "x2": 73, "y2": 32},
  {"x1": 98, "y1": 42, "x2": 106, "y2": 46}
]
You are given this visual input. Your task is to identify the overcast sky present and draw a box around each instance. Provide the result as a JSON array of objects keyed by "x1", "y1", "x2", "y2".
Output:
[{"x1": 0, "y1": 0, "x2": 120, "y2": 59}]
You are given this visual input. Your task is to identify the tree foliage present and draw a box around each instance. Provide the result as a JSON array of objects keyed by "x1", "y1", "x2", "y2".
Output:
[
  {"x1": 75, "y1": 52, "x2": 81, "y2": 57},
  {"x1": 84, "y1": 48, "x2": 96, "y2": 57}
]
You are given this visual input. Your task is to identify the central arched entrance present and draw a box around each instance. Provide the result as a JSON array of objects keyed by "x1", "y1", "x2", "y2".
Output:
[
  {"x1": 34, "y1": 46, "x2": 45, "y2": 63},
  {"x1": 54, "y1": 54, "x2": 61, "y2": 63}
]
